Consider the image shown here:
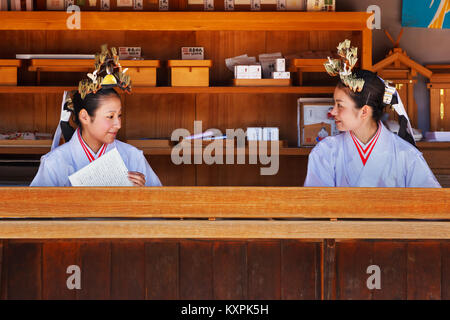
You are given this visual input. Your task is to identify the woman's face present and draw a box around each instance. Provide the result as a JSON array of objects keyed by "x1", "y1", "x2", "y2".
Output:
[
  {"x1": 82, "y1": 95, "x2": 122, "y2": 146},
  {"x1": 331, "y1": 86, "x2": 364, "y2": 132}
]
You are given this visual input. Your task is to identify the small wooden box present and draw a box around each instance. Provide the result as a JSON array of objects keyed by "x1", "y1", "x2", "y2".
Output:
[
  {"x1": 167, "y1": 60, "x2": 212, "y2": 87},
  {"x1": 427, "y1": 65, "x2": 450, "y2": 131},
  {"x1": 29, "y1": 59, "x2": 160, "y2": 86},
  {"x1": 0, "y1": 60, "x2": 21, "y2": 86}
]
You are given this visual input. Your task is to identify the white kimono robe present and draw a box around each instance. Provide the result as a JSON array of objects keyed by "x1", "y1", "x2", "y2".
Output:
[
  {"x1": 30, "y1": 130, "x2": 162, "y2": 187},
  {"x1": 304, "y1": 122, "x2": 441, "y2": 188}
]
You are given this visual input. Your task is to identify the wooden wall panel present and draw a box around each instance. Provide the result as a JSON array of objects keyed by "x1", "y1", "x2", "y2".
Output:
[
  {"x1": 248, "y1": 240, "x2": 281, "y2": 300},
  {"x1": 145, "y1": 155, "x2": 196, "y2": 186},
  {"x1": 407, "y1": 242, "x2": 441, "y2": 300},
  {"x1": 145, "y1": 240, "x2": 179, "y2": 300},
  {"x1": 5, "y1": 241, "x2": 42, "y2": 300},
  {"x1": 213, "y1": 241, "x2": 247, "y2": 299},
  {"x1": 111, "y1": 241, "x2": 145, "y2": 300},
  {"x1": 281, "y1": 240, "x2": 320, "y2": 300},
  {"x1": 124, "y1": 94, "x2": 195, "y2": 139},
  {"x1": 78, "y1": 241, "x2": 111, "y2": 300},
  {"x1": 372, "y1": 242, "x2": 407, "y2": 300},
  {"x1": 179, "y1": 240, "x2": 213, "y2": 299},
  {"x1": 196, "y1": 157, "x2": 308, "y2": 186},
  {"x1": 43, "y1": 241, "x2": 80, "y2": 299},
  {"x1": 196, "y1": 93, "x2": 298, "y2": 146},
  {"x1": 336, "y1": 241, "x2": 373, "y2": 300}
]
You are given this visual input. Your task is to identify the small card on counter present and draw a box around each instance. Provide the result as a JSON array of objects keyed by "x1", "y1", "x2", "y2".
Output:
[{"x1": 271, "y1": 71, "x2": 290, "y2": 79}]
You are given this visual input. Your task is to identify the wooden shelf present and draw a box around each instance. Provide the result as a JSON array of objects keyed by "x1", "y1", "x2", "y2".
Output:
[
  {"x1": 0, "y1": 12, "x2": 371, "y2": 31},
  {"x1": 0, "y1": 86, "x2": 335, "y2": 94}
]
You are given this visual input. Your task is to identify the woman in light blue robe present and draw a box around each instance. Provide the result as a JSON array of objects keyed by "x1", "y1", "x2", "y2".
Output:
[
  {"x1": 30, "y1": 88, "x2": 162, "y2": 187},
  {"x1": 304, "y1": 69, "x2": 441, "y2": 188}
]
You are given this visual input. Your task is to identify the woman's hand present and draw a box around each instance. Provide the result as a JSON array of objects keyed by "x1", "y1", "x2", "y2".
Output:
[{"x1": 128, "y1": 171, "x2": 146, "y2": 187}]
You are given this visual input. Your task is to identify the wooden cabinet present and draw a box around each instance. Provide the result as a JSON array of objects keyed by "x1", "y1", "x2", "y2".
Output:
[{"x1": 8, "y1": 11, "x2": 441, "y2": 187}]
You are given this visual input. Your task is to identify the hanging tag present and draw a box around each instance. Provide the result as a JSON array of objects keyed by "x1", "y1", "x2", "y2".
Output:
[
  {"x1": 133, "y1": 0, "x2": 143, "y2": 9},
  {"x1": 100, "y1": 0, "x2": 110, "y2": 9}
]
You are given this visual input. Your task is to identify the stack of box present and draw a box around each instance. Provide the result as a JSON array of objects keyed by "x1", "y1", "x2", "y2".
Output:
[{"x1": 271, "y1": 58, "x2": 290, "y2": 79}]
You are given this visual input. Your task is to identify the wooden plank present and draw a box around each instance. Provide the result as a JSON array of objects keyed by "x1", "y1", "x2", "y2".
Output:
[
  {"x1": 0, "y1": 12, "x2": 371, "y2": 31},
  {"x1": 442, "y1": 242, "x2": 450, "y2": 300},
  {"x1": 5, "y1": 241, "x2": 42, "y2": 299},
  {"x1": 145, "y1": 241, "x2": 179, "y2": 300},
  {"x1": 43, "y1": 241, "x2": 79, "y2": 299},
  {"x1": 281, "y1": 240, "x2": 319, "y2": 300},
  {"x1": 407, "y1": 242, "x2": 441, "y2": 300},
  {"x1": 248, "y1": 241, "x2": 281, "y2": 299},
  {"x1": 322, "y1": 239, "x2": 336, "y2": 300},
  {"x1": 3, "y1": 220, "x2": 450, "y2": 239},
  {"x1": 111, "y1": 241, "x2": 145, "y2": 300},
  {"x1": 213, "y1": 241, "x2": 247, "y2": 299},
  {"x1": 179, "y1": 240, "x2": 213, "y2": 299},
  {"x1": 336, "y1": 241, "x2": 373, "y2": 299},
  {"x1": 1, "y1": 187, "x2": 448, "y2": 219},
  {"x1": 371, "y1": 242, "x2": 407, "y2": 300},
  {"x1": 78, "y1": 241, "x2": 111, "y2": 300}
]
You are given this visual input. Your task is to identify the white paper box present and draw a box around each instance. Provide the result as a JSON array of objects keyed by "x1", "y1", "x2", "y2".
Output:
[
  {"x1": 275, "y1": 58, "x2": 285, "y2": 72},
  {"x1": 263, "y1": 127, "x2": 279, "y2": 141},
  {"x1": 247, "y1": 127, "x2": 263, "y2": 141},
  {"x1": 271, "y1": 71, "x2": 290, "y2": 79}
]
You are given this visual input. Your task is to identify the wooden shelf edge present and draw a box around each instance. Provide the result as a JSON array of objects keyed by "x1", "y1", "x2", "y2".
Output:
[{"x1": 0, "y1": 12, "x2": 372, "y2": 31}]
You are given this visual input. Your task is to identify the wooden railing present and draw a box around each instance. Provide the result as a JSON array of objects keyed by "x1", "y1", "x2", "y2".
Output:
[{"x1": 0, "y1": 187, "x2": 449, "y2": 239}]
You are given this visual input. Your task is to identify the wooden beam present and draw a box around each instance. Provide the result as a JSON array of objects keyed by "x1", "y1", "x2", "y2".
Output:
[
  {"x1": 1, "y1": 220, "x2": 450, "y2": 239},
  {"x1": 0, "y1": 187, "x2": 449, "y2": 219}
]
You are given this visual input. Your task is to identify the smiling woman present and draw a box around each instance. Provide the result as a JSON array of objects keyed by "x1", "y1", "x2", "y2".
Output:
[{"x1": 29, "y1": 46, "x2": 162, "y2": 187}]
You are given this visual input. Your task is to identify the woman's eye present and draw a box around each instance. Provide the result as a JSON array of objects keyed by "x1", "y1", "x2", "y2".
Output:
[{"x1": 118, "y1": 114, "x2": 122, "y2": 118}]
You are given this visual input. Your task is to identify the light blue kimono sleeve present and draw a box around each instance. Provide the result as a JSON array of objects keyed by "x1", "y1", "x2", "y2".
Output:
[
  {"x1": 303, "y1": 143, "x2": 336, "y2": 187},
  {"x1": 406, "y1": 153, "x2": 441, "y2": 188},
  {"x1": 135, "y1": 150, "x2": 162, "y2": 187}
]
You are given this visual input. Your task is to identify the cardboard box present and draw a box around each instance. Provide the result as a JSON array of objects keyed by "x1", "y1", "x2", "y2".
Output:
[
  {"x1": 168, "y1": 60, "x2": 212, "y2": 86},
  {"x1": 234, "y1": 65, "x2": 261, "y2": 79},
  {"x1": 299, "y1": 102, "x2": 338, "y2": 146}
]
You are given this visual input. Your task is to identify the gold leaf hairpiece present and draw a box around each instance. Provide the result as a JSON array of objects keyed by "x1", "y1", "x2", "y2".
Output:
[
  {"x1": 78, "y1": 44, "x2": 132, "y2": 99},
  {"x1": 324, "y1": 39, "x2": 365, "y2": 92}
]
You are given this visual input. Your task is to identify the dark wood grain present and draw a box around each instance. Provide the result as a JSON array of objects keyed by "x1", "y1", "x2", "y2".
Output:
[
  {"x1": 442, "y1": 242, "x2": 450, "y2": 300},
  {"x1": 42, "y1": 241, "x2": 79, "y2": 300},
  {"x1": 371, "y1": 242, "x2": 407, "y2": 300},
  {"x1": 213, "y1": 241, "x2": 247, "y2": 299},
  {"x1": 179, "y1": 240, "x2": 213, "y2": 299},
  {"x1": 111, "y1": 241, "x2": 145, "y2": 300},
  {"x1": 281, "y1": 240, "x2": 319, "y2": 300},
  {"x1": 78, "y1": 241, "x2": 111, "y2": 300},
  {"x1": 145, "y1": 240, "x2": 179, "y2": 300},
  {"x1": 247, "y1": 240, "x2": 281, "y2": 300},
  {"x1": 407, "y1": 242, "x2": 441, "y2": 300},
  {"x1": 336, "y1": 241, "x2": 373, "y2": 300},
  {"x1": 322, "y1": 239, "x2": 336, "y2": 300}
]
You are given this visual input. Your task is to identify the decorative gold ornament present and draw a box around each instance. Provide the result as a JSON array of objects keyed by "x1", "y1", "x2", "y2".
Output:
[{"x1": 324, "y1": 39, "x2": 365, "y2": 93}]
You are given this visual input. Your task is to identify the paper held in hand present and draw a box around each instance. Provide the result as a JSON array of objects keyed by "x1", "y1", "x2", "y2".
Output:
[{"x1": 69, "y1": 148, "x2": 133, "y2": 187}]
